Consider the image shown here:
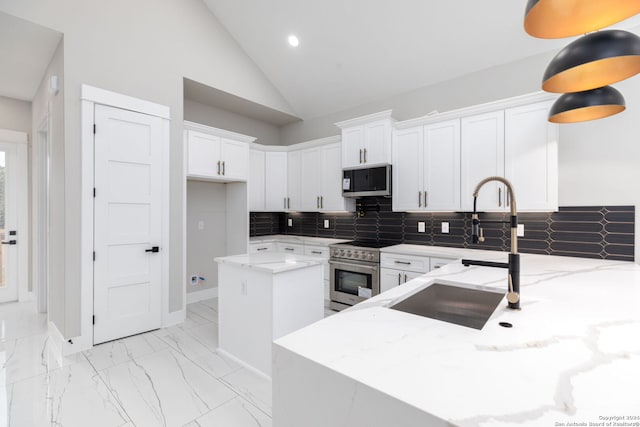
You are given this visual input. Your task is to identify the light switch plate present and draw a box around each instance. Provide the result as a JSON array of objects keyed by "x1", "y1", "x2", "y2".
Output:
[
  {"x1": 517, "y1": 223, "x2": 525, "y2": 237},
  {"x1": 287, "y1": 218, "x2": 293, "y2": 227},
  {"x1": 441, "y1": 222, "x2": 449, "y2": 234},
  {"x1": 418, "y1": 221, "x2": 426, "y2": 233},
  {"x1": 323, "y1": 219, "x2": 330, "y2": 228}
]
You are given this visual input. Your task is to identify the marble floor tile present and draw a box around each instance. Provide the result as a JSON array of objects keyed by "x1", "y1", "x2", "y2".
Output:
[
  {"x1": 84, "y1": 331, "x2": 169, "y2": 371},
  {"x1": 2, "y1": 360, "x2": 132, "y2": 427},
  {"x1": 156, "y1": 323, "x2": 218, "y2": 361},
  {"x1": 185, "y1": 396, "x2": 272, "y2": 427},
  {"x1": 98, "y1": 348, "x2": 236, "y2": 427},
  {"x1": 1, "y1": 332, "x2": 84, "y2": 386},
  {"x1": 198, "y1": 298, "x2": 218, "y2": 312},
  {"x1": 187, "y1": 301, "x2": 218, "y2": 323},
  {"x1": 0, "y1": 301, "x2": 47, "y2": 343},
  {"x1": 190, "y1": 349, "x2": 242, "y2": 379},
  {"x1": 219, "y1": 368, "x2": 273, "y2": 417}
]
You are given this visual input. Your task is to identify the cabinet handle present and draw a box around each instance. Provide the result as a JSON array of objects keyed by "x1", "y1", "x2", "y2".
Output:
[
  {"x1": 320, "y1": 196, "x2": 323, "y2": 209},
  {"x1": 257, "y1": 247, "x2": 268, "y2": 251},
  {"x1": 418, "y1": 191, "x2": 422, "y2": 208},
  {"x1": 317, "y1": 196, "x2": 320, "y2": 209},
  {"x1": 404, "y1": 273, "x2": 408, "y2": 283},
  {"x1": 359, "y1": 149, "x2": 363, "y2": 164},
  {"x1": 284, "y1": 247, "x2": 294, "y2": 251},
  {"x1": 287, "y1": 197, "x2": 290, "y2": 209},
  {"x1": 394, "y1": 260, "x2": 411, "y2": 265},
  {"x1": 506, "y1": 187, "x2": 510, "y2": 207},
  {"x1": 498, "y1": 187, "x2": 502, "y2": 207},
  {"x1": 433, "y1": 265, "x2": 441, "y2": 269},
  {"x1": 222, "y1": 161, "x2": 225, "y2": 175},
  {"x1": 284, "y1": 197, "x2": 287, "y2": 209},
  {"x1": 311, "y1": 250, "x2": 322, "y2": 255},
  {"x1": 424, "y1": 191, "x2": 428, "y2": 207},
  {"x1": 217, "y1": 161, "x2": 221, "y2": 175},
  {"x1": 398, "y1": 273, "x2": 401, "y2": 286},
  {"x1": 363, "y1": 148, "x2": 367, "y2": 163}
]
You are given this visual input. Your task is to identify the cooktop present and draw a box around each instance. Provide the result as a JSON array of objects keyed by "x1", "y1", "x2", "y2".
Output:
[{"x1": 334, "y1": 240, "x2": 402, "y2": 249}]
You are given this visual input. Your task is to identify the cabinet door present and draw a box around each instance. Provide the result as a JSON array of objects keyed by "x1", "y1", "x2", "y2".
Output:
[
  {"x1": 187, "y1": 130, "x2": 221, "y2": 177},
  {"x1": 460, "y1": 111, "x2": 505, "y2": 211},
  {"x1": 424, "y1": 120, "x2": 461, "y2": 211},
  {"x1": 300, "y1": 148, "x2": 322, "y2": 211},
  {"x1": 265, "y1": 151, "x2": 288, "y2": 211},
  {"x1": 287, "y1": 151, "x2": 302, "y2": 210},
  {"x1": 364, "y1": 120, "x2": 392, "y2": 165},
  {"x1": 249, "y1": 149, "x2": 265, "y2": 211},
  {"x1": 380, "y1": 268, "x2": 405, "y2": 293},
  {"x1": 221, "y1": 138, "x2": 249, "y2": 180},
  {"x1": 319, "y1": 143, "x2": 345, "y2": 211},
  {"x1": 402, "y1": 270, "x2": 423, "y2": 284},
  {"x1": 341, "y1": 126, "x2": 364, "y2": 168},
  {"x1": 392, "y1": 127, "x2": 423, "y2": 211},
  {"x1": 505, "y1": 101, "x2": 558, "y2": 211}
]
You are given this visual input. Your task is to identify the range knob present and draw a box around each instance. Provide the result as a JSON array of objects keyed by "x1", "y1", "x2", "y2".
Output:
[
  {"x1": 353, "y1": 252, "x2": 360, "y2": 259},
  {"x1": 367, "y1": 253, "x2": 374, "y2": 260},
  {"x1": 339, "y1": 250, "x2": 345, "y2": 256}
]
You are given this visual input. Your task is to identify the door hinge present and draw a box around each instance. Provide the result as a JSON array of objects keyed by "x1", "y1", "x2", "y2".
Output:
[
  {"x1": 93, "y1": 124, "x2": 96, "y2": 134},
  {"x1": 93, "y1": 251, "x2": 96, "y2": 261},
  {"x1": 92, "y1": 315, "x2": 95, "y2": 325}
]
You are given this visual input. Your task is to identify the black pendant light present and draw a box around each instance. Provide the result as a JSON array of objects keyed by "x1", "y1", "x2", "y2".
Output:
[
  {"x1": 542, "y1": 30, "x2": 640, "y2": 93},
  {"x1": 525, "y1": 0, "x2": 640, "y2": 39},
  {"x1": 548, "y1": 86, "x2": 626, "y2": 124}
]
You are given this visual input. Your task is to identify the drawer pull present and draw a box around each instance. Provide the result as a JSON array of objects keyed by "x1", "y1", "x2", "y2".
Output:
[
  {"x1": 257, "y1": 247, "x2": 268, "y2": 251},
  {"x1": 311, "y1": 251, "x2": 322, "y2": 255},
  {"x1": 394, "y1": 260, "x2": 411, "y2": 265},
  {"x1": 284, "y1": 247, "x2": 295, "y2": 251}
]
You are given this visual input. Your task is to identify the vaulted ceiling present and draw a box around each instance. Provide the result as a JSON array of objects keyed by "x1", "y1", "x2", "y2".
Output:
[{"x1": 204, "y1": 0, "x2": 640, "y2": 120}]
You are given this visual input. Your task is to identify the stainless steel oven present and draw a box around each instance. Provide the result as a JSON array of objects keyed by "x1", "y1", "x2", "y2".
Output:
[{"x1": 329, "y1": 258, "x2": 380, "y2": 309}]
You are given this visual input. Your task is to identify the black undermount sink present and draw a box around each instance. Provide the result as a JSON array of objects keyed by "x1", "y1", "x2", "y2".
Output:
[{"x1": 390, "y1": 283, "x2": 505, "y2": 330}]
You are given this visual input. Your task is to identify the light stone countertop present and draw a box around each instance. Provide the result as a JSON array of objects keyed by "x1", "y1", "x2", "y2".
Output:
[
  {"x1": 274, "y1": 252, "x2": 640, "y2": 425},
  {"x1": 214, "y1": 252, "x2": 323, "y2": 274},
  {"x1": 249, "y1": 235, "x2": 351, "y2": 247}
]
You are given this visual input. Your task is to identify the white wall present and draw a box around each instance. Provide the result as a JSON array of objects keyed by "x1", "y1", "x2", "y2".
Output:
[
  {"x1": 0, "y1": 95, "x2": 31, "y2": 133},
  {"x1": 0, "y1": 0, "x2": 295, "y2": 338},
  {"x1": 30, "y1": 39, "x2": 64, "y2": 323},
  {"x1": 184, "y1": 99, "x2": 281, "y2": 146}
]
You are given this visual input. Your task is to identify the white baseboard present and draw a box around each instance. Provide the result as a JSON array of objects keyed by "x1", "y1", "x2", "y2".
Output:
[
  {"x1": 163, "y1": 308, "x2": 186, "y2": 328},
  {"x1": 186, "y1": 287, "x2": 218, "y2": 304},
  {"x1": 48, "y1": 321, "x2": 92, "y2": 359},
  {"x1": 217, "y1": 348, "x2": 272, "y2": 381}
]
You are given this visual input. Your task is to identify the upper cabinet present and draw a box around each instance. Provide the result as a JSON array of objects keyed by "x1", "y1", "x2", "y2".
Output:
[
  {"x1": 250, "y1": 148, "x2": 288, "y2": 212},
  {"x1": 249, "y1": 149, "x2": 266, "y2": 211},
  {"x1": 336, "y1": 110, "x2": 396, "y2": 168},
  {"x1": 185, "y1": 122, "x2": 254, "y2": 182},
  {"x1": 393, "y1": 120, "x2": 461, "y2": 212},
  {"x1": 294, "y1": 140, "x2": 355, "y2": 212}
]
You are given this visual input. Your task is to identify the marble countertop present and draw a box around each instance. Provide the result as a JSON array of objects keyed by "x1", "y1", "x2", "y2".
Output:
[
  {"x1": 214, "y1": 252, "x2": 323, "y2": 274},
  {"x1": 381, "y1": 243, "x2": 507, "y2": 260},
  {"x1": 249, "y1": 235, "x2": 350, "y2": 247},
  {"x1": 274, "y1": 253, "x2": 640, "y2": 424}
]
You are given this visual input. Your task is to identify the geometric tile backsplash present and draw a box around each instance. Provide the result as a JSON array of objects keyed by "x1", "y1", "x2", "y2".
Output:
[{"x1": 250, "y1": 198, "x2": 635, "y2": 262}]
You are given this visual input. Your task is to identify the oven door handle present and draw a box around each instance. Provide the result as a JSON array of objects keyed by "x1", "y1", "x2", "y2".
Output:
[{"x1": 329, "y1": 259, "x2": 380, "y2": 271}]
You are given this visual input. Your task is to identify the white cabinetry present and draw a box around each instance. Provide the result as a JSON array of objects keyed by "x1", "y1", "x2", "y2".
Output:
[
  {"x1": 336, "y1": 110, "x2": 395, "y2": 168},
  {"x1": 249, "y1": 149, "x2": 265, "y2": 211},
  {"x1": 265, "y1": 152, "x2": 288, "y2": 211},
  {"x1": 287, "y1": 150, "x2": 302, "y2": 211},
  {"x1": 249, "y1": 242, "x2": 275, "y2": 253},
  {"x1": 294, "y1": 141, "x2": 354, "y2": 212},
  {"x1": 393, "y1": 120, "x2": 460, "y2": 211},
  {"x1": 460, "y1": 102, "x2": 558, "y2": 212},
  {"x1": 304, "y1": 245, "x2": 331, "y2": 301},
  {"x1": 380, "y1": 252, "x2": 456, "y2": 294},
  {"x1": 504, "y1": 101, "x2": 558, "y2": 211},
  {"x1": 185, "y1": 122, "x2": 254, "y2": 182},
  {"x1": 460, "y1": 111, "x2": 505, "y2": 211}
]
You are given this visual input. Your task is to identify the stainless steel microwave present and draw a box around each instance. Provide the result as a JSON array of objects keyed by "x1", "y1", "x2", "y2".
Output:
[{"x1": 342, "y1": 165, "x2": 391, "y2": 198}]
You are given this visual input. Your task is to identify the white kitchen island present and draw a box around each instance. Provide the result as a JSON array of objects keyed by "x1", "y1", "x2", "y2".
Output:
[
  {"x1": 215, "y1": 252, "x2": 324, "y2": 378},
  {"x1": 273, "y1": 249, "x2": 640, "y2": 426}
]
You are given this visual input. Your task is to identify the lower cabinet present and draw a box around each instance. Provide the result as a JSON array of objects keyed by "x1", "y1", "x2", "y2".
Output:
[
  {"x1": 380, "y1": 268, "x2": 423, "y2": 293},
  {"x1": 248, "y1": 242, "x2": 275, "y2": 253},
  {"x1": 304, "y1": 245, "x2": 331, "y2": 302},
  {"x1": 380, "y1": 253, "x2": 457, "y2": 293}
]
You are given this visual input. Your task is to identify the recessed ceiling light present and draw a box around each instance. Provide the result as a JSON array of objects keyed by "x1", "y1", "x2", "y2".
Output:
[{"x1": 288, "y1": 35, "x2": 299, "y2": 47}]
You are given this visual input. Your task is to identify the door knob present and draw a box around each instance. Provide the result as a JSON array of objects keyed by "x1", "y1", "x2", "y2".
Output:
[{"x1": 145, "y1": 246, "x2": 160, "y2": 253}]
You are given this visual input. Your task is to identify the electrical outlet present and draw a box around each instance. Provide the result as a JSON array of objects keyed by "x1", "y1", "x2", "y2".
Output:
[
  {"x1": 190, "y1": 275, "x2": 198, "y2": 286},
  {"x1": 517, "y1": 223, "x2": 525, "y2": 237},
  {"x1": 441, "y1": 222, "x2": 450, "y2": 234},
  {"x1": 287, "y1": 218, "x2": 293, "y2": 227},
  {"x1": 323, "y1": 219, "x2": 330, "y2": 229},
  {"x1": 418, "y1": 221, "x2": 426, "y2": 233},
  {"x1": 198, "y1": 220, "x2": 205, "y2": 230}
]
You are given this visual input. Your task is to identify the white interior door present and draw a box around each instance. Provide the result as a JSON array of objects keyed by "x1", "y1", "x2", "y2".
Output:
[
  {"x1": 0, "y1": 142, "x2": 21, "y2": 303},
  {"x1": 93, "y1": 104, "x2": 163, "y2": 344}
]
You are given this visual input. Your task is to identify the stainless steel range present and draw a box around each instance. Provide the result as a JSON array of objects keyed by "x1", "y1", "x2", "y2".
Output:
[{"x1": 329, "y1": 240, "x2": 399, "y2": 311}]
